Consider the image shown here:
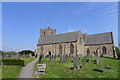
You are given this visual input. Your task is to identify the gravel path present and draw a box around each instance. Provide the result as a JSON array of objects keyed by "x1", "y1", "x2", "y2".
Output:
[{"x1": 18, "y1": 58, "x2": 39, "y2": 78}]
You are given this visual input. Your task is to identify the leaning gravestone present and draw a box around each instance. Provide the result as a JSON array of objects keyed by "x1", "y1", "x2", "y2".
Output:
[{"x1": 99, "y1": 58, "x2": 105, "y2": 73}]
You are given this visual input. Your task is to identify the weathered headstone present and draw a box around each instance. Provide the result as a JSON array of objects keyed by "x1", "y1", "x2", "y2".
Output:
[
  {"x1": 99, "y1": 58, "x2": 105, "y2": 73},
  {"x1": 53, "y1": 55, "x2": 56, "y2": 61},
  {"x1": 77, "y1": 59, "x2": 80, "y2": 69},
  {"x1": 73, "y1": 57, "x2": 77, "y2": 69},
  {"x1": 65, "y1": 54, "x2": 68, "y2": 62},
  {"x1": 50, "y1": 55, "x2": 54, "y2": 62},
  {"x1": 94, "y1": 53, "x2": 99, "y2": 64},
  {"x1": 82, "y1": 58, "x2": 86, "y2": 68},
  {"x1": 59, "y1": 54, "x2": 63, "y2": 63},
  {"x1": 39, "y1": 54, "x2": 44, "y2": 62},
  {"x1": 63, "y1": 54, "x2": 67, "y2": 63}
]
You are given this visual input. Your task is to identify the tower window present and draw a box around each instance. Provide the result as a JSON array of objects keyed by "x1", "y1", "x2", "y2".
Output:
[
  {"x1": 51, "y1": 32, "x2": 53, "y2": 35},
  {"x1": 43, "y1": 32, "x2": 45, "y2": 35}
]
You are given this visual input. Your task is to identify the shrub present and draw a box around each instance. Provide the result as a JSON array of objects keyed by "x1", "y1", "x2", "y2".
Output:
[{"x1": 2, "y1": 58, "x2": 24, "y2": 65}]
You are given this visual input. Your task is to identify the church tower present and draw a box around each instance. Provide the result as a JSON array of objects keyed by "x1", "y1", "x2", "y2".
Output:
[{"x1": 40, "y1": 26, "x2": 56, "y2": 40}]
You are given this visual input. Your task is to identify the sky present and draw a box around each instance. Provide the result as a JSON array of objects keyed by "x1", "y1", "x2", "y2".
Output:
[{"x1": 2, "y1": 2, "x2": 118, "y2": 52}]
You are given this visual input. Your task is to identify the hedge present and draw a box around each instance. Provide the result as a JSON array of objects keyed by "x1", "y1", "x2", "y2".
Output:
[{"x1": 2, "y1": 58, "x2": 24, "y2": 65}]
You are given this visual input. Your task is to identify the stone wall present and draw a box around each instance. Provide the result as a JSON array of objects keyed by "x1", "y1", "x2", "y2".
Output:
[
  {"x1": 84, "y1": 44, "x2": 116, "y2": 57},
  {"x1": 36, "y1": 42, "x2": 80, "y2": 57}
]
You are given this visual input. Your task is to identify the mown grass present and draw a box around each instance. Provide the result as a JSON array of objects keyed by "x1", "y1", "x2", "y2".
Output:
[
  {"x1": 23, "y1": 57, "x2": 36, "y2": 65},
  {"x1": 2, "y1": 57, "x2": 36, "y2": 78},
  {"x1": 2, "y1": 65, "x2": 22, "y2": 78},
  {"x1": 34, "y1": 57, "x2": 119, "y2": 78}
]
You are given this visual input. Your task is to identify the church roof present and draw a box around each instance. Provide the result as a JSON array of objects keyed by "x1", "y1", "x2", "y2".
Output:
[
  {"x1": 37, "y1": 31, "x2": 113, "y2": 46},
  {"x1": 84, "y1": 32, "x2": 113, "y2": 45},
  {"x1": 37, "y1": 31, "x2": 80, "y2": 45}
]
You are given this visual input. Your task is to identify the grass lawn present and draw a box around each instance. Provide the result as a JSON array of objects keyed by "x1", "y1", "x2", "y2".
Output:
[
  {"x1": 2, "y1": 65, "x2": 22, "y2": 78},
  {"x1": 23, "y1": 57, "x2": 36, "y2": 65},
  {"x1": 34, "y1": 57, "x2": 119, "y2": 78}
]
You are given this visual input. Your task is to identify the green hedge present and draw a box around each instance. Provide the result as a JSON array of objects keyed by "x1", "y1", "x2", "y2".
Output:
[{"x1": 2, "y1": 58, "x2": 24, "y2": 65}]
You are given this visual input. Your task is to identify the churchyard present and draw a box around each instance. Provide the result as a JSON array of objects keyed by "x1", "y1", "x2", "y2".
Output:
[{"x1": 34, "y1": 55, "x2": 119, "y2": 78}]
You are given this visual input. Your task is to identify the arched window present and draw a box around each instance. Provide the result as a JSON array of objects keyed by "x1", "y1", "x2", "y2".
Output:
[
  {"x1": 87, "y1": 48, "x2": 90, "y2": 55},
  {"x1": 51, "y1": 32, "x2": 53, "y2": 35},
  {"x1": 43, "y1": 32, "x2": 45, "y2": 35},
  {"x1": 70, "y1": 44, "x2": 74, "y2": 54},
  {"x1": 96, "y1": 48, "x2": 99, "y2": 56},
  {"x1": 59, "y1": 45, "x2": 62, "y2": 57},
  {"x1": 102, "y1": 47, "x2": 106, "y2": 54},
  {"x1": 49, "y1": 51, "x2": 51, "y2": 56}
]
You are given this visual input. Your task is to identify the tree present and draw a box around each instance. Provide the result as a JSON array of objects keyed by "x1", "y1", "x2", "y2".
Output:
[
  {"x1": 115, "y1": 47, "x2": 120, "y2": 59},
  {"x1": 18, "y1": 50, "x2": 35, "y2": 56}
]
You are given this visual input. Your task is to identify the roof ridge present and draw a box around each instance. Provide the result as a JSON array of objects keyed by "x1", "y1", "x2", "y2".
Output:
[
  {"x1": 86, "y1": 32, "x2": 112, "y2": 36},
  {"x1": 56, "y1": 31, "x2": 80, "y2": 36}
]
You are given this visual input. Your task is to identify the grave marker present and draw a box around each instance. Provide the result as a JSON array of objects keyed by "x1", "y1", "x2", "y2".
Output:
[
  {"x1": 99, "y1": 58, "x2": 105, "y2": 73},
  {"x1": 77, "y1": 59, "x2": 80, "y2": 69},
  {"x1": 73, "y1": 57, "x2": 77, "y2": 69}
]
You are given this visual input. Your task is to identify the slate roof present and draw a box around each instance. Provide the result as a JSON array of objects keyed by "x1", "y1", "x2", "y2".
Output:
[
  {"x1": 84, "y1": 32, "x2": 113, "y2": 45},
  {"x1": 37, "y1": 31, "x2": 80, "y2": 45},
  {"x1": 37, "y1": 31, "x2": 113, "y2": 46}
]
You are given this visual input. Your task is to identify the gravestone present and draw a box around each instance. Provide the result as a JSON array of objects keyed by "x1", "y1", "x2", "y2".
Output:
[
  {"x1": 94, "y1": 53, "x2": 99, "y2": 64},
  {"x1": 109, "y1": 63, "x2": 112, "y2": 69},
  {"x1": 59, "y1": 54, "x2": 63, "y2": 63},
  {"x1": 82, "y1": 58, "x2": 86, "y2": 68},
  {"x1": 39, "y1": 54, "x2": 44, "y2": 63},
  {"x1": 99, "y1": 58, "x2": 105, "y2": 73},
  {"x1": 88, "y1": 54, "x2": 91, "y2": 60},
  {"x1": 73, "y1": 57, "x2": 77, "y2": 69},
  {"x1": 63, "y1": 54, "x2": 67, "y2": 63},
  {"x1": 69, "y1": 54, "x2": 73, "y2": 58},
  {"x1": 29, "y1": 53, "x2": 32, "y2": 57},
  {"x1": 50, "y1": 55, "x2": 54, "y2": 62},
  {"x1": 53, "y1": 55, "x2": 56, "y2": 61},
  {"x1": 77, "y1": 59, "x2": 80, "y2": 69},
  {"x1": 66, "y1": 54, "x2": 68, "y2": 62}
]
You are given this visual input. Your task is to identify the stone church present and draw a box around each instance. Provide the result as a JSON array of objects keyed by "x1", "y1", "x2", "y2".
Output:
[{"x1": 35, "y1": 27, "x2": 117, "y2": 58}]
